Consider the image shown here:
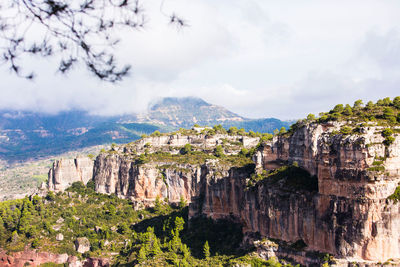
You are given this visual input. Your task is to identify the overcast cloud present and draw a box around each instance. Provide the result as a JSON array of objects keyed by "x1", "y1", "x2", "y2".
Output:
[{"x1": 1, "y1": 0, "x2": 400, "y2": 120}]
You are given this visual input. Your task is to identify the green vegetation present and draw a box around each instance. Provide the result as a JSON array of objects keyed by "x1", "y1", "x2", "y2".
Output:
[
  {"x1": 0, "y1": 183, "x2": 295, "y2": 266},
  {"x1": 136, "y1": 150, "x2": 254, "y2": 168},
  {"x1": 180, "y1": 144, "x2": 192, "y2": 155},
  {"x1": 388, "y1": 183, "x2": 400, "y2": 203},
  {"x1": 382, "y1": 128, "x2": 396, "y2": 147},
  {"x1": 316, "y1": 97, "x2": 400, "y2": 125},
  {"x1": 140, "y1": 124, "x2": 275, "y2": 141},
  {"x1": 285, "y1": 97, "x2": 400, "y2": 143}
]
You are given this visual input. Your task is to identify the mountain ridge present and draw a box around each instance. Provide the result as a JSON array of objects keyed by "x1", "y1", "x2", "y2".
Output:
[{"x1": 0, "y1": 97, "x2": 291, "y2": 163}]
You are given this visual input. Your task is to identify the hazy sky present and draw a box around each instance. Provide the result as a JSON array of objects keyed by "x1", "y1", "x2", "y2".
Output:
[{"x1": 1, "y1": 0, "x2": 400, "y2": 119}]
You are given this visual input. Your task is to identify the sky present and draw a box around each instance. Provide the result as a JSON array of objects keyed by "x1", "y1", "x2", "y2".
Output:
[{"x1": 1, "y1": 0, "x2": 400, "y2": 120}]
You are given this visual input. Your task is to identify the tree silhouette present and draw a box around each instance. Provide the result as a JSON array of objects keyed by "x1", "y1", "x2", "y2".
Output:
[{"x1": 0, "y1": 0, "x2": 186, "y2": 82}]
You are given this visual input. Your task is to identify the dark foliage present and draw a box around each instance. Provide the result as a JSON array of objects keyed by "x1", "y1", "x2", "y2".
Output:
[{"x1": 0, "y1": 0, "x2": 186, "y2": 82}]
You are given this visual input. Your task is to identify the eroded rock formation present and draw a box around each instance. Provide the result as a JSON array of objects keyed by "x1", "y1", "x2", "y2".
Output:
[
  {"x1": 190, "y1": 122, "x2": 400, "y2": 264},
  {"x1": 92, "y1": 133, "x2": 259, "y2": 206},
  {"x1": 48, "y1": 157, "x2": 94, "y2": 191},
  {"x1": 47, "y1": 126, "x2": 400, "y2": 264}
]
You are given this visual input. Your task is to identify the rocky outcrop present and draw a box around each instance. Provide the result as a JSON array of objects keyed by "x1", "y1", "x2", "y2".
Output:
[
  {"x1": 190, "y1": 122, "x2": 400, "y2": 264},
  {"x1": 93, "y1": 153, "x2": 234, "y2": 207},
  {"x1": 46, "y1": 126, "x2": 400, "y2": 264},
  {"x1": 48, "y1": 157, "x2": 94, "y2": 191},
  {"x1": 91, "y1": 133, "x2": 259, "y2": 204},
  {"x1": 75, "y1": 237, "x2": 91, "y2": 253},
  {"x1": 0, "y1": 249, "x2": 109, "y2": 267}
]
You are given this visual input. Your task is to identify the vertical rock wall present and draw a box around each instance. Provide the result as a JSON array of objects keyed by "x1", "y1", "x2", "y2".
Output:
[
  {"x1": 48, "y1": 157, "x2": 94, "y2": 191},
  {"x1": 191, "y1": 123, "x2": 400, "y2": 262}
]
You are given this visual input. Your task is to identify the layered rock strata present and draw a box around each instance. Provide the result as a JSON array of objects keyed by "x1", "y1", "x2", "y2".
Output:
[
  {"x1": 91, "y1": 133, "x2": 259, "y2": 204},
  {"x1": 190, "y1": 122, "x2": 400, "y2": 264},
  {"x1": 48, "y1": 157, "x2": 94, "y2": 191},
  {"x1": 47, "y1": 127, "x2": 400, "y2": 264}
]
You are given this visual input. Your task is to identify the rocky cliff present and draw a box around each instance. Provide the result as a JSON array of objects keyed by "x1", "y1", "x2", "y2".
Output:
[
  {"x1": 48, "y1": 157, "x2": 94, "y2": 191},
  {"x1": 189, "y1": 122, "x2": 400, "y2": 264},
  {"x1": 92, "y1": 133, "x2": 259, "y2": 207},
  {"x1": 47, "y1": 123, "x2": 400, "y2": 265}
]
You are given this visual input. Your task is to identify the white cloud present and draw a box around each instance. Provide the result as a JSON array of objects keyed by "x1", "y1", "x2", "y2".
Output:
[{"x1": 1, "y1": 0, "x2": 400, "y2": 120}]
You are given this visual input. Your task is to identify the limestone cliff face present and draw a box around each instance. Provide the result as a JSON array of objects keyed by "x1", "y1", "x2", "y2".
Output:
[
  {"x1": 191, "y1": 122, "x2": 400, "y2": 263},
  {"x1": 92, "y1": 153, "x2": 238, "y2": 208},
  {"x1": 47, "y1": 127, "x2": 400, "y2": 264},
  {"x1": 48, "y1": 157, "x2": 94, "y2": 191},
  {"x1": 91, "y1": 133, "x2": 259, "y2": 206}
]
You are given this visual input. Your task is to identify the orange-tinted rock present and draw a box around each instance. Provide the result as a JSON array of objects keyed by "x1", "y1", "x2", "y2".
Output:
[
  {"x1": 0, "y1": 249, "x2": 109, "y2": 267},
  {"x1": 191, "y1": 122, "x2": 400, "y2": 263}
]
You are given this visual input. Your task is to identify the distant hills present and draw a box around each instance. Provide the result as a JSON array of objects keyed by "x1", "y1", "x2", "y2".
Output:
[{"x1": 0, "y1": 97, "x2": 292, "y2": 163}]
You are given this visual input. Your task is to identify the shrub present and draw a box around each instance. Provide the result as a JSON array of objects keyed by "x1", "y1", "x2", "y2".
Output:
[
  {"x1": 388, "y1": 184, "x2": 400, "y2": 202},
  {"x1": 137, "y1": 154, "x2": 148, "y2": 164},
  {"x1": 394, "y1": 96, "x2": 400, "y2": 109},
  {"x1": 69, "y1": 181, "x2": 85, "y2": 193},
  {"x1": 180, "y1": 144, "x2": 192, "y2": 155},
  {"x1": 329, "y1": 112, "x2": 341, "y2": 121},
  {"x1": 227, "y1": 127, "x2": 238, "y2": 135},
  {"x1": 382, "y1": 128, "x2": 393, "y2": 138},
  {"x1": 214, "y1": 145, "x2": 224, "y2": 158},
  {"x1": 366, "y1": 101, "x2": 374, "y2": 109},
  {"x1": 86, "y1": 180, "x2": 95, "y2": 191},
  {"x1": 343, "y1": 104, "x2": 353, "y2": 116},
  {"x1": 150, "y1": 130, "x2": 161, "y2": 137},
  {"x1": 203, "y1": 241, "x2": 210, "y2": 259},
  {"x1": 340, "y1": 126, "x2": 352, "y2": 135},
  {"x1": 306, "y1": 113, "x2": 316, "y2": 121},
  {"x1": 353, "y1": 99, "x2": 363, "y2": 109},
  {"x1": 239, "y1": 148, "x2": 249, "y2": 157},
  {"x1": 383, "y1": 107, "x2": 395, "y2": 120},
  {"x1": 384, "y1": 136, "x2": 395, "y2": 147},
  {"x1": 213, "y1": 125, "x2": 227, "y2": 134},
  {"x1": 331, "y1": 104, "x2": 344, "y2": 113},
  {"x1": 46, "y1": 191, "x2": 56, "y2": 201}
]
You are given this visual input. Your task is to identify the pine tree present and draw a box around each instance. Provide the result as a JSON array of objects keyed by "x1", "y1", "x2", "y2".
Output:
[
  {"x1": 138, "y1": 246, "x2": 147, "y2": 263},
  {"x1": 203, "y1": 241, "x2": 210, "y2": 259}
]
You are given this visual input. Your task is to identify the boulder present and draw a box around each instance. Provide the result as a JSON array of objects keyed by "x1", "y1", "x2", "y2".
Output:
[
  {"x1": 75, "y1": 237, "x2": 90, "y2": 254},
  {"x1": 56, "y1": 233, "x2": 64, "y2": 241}
]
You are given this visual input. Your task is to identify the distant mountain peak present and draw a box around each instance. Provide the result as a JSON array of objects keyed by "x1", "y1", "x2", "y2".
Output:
[
  {"x1": 143, "y1": 97, "x2": 243, "y2": 127},
  {"x1": 149, "y1": 97, "x2": 211, "y2": 111}
]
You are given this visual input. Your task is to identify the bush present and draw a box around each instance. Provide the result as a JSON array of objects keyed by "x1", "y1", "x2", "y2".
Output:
[
  {"x1": 150, "y1": 130, "x2": 161, "y2": 137},
  {"x1": 384, "y1": 136, "x2": 395, "y2": 146},
  {"x1": 383, "y1": 107, "x2": 395, "y2": 120},
  {"x1": 69, "y1": 181, "x2": 85, "y2": 193},
  {"x1": 382, "y1": 128, "x2": 393, "y2": 137},
  {"x1": 394, "y1": 96, "x2": 400, "y2": 109},
  {"x1": 86, "y1": 180, "x2": 95, "y2": 191},
  {"x1": 137, "y1": 154, "x2": 148, "y2": 164},
  {"x1": 306, "y1": 113, "x2": 316, "y2": 121},
  {"x1": 343, "y1": 104, "x2": 353, "y2": 116},
  {"x1": 180, "y1": 144, "x2": 192, "y2": 155},
  {"x1": 340, "y1": 126, "x2": 352, "y2": 135},
  {"x1": 227, "y1": 127, "x2": 238, "y2": 135},
  {"x1": 388, "y1": 184, "x2": 400, "y2": 203},
  {"x1": 46, "y1": 191, "x2": 56, "y2": 201},
  {"x1": 214, "y1": 145, "x2": 224, "y2": 158},
  {"x1": 331, "y1": 104, "x2": 344, "y2": 113}
]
